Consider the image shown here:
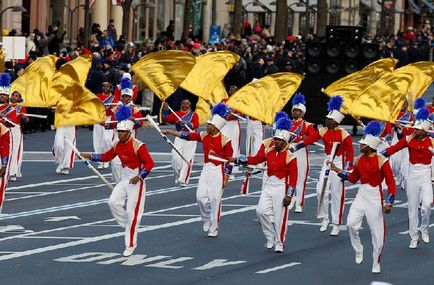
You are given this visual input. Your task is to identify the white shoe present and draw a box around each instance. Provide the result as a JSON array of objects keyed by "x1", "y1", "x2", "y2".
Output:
[
  {"x1": 97, "y1": 163, "x2": 103, "y2": 170},
  {"x1": 288, "y1": 199, "x2": 296, "y2": 210},
  {"x1": 355, "y1": 247, "x2": 363, "y2": 264},
  {"x1": 320, "y1": 220, "x2": 330, "y2": 232},
  {"x1": 295, "y1": 205, "x2": 303, "y2": 213},
  {"x1": 61, "y1": 169, "x2": 69, "y2": 175},
  {"x1": 372, "y1": 263, "x2": 381, "y2": 274},
  {"x1": 179, "y1": 182, "x2": 188, "y2": 187},
  {"x1": 55, "y1": 166, "x2": 61, "y2": 174},
  {"x1": 9, "y1": 175, "x2": 16, "y2": 181},
  {"x1": 274, "y1": 244, "x2": 284, "y2": 253},
  {"x1": 422, "y1": 233, "x2": 430, "y2": 244},
  {"x1": 208, "y1": 229, "x2": 218, "y2": 237},
  {"x1": 330, "y1": 225, "x2": 340, "y2": 236},
  {"x1": 122, "y1": 247, "x2": 136, "y2": 257},
  {"x1": 265, "y1": 240, "x2": 274, "y2": 249},
  {"x1": 409, "y1": 239, "x2": 419, "y2": 249},
  {"x1": 103, "y1": 162, "x2": 110, "y2": 169},
  {"x1": 202, "y1": 221, "x2": 211, "y2": 232}
]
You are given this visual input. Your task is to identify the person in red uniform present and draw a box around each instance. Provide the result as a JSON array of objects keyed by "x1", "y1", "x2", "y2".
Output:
[
  {"x1": 162, "y1": 99, "x2": 199, "y2": 186},
  {"x1": 109, "y1": 78, "x2": 144, "y2": 183},
  {"x1": 288, "y1": 92, "x2": 316, "y2": 213},
  {"x1": 162, "y1": 103, "x2": 233, "y2": 238},
  {"x1": 0, "y1": 122, "x2": 10, "y2": 213},
  {"x1": 113, "y1": 73, "x2": 138, "y2": 102},
  {"x1": 329, "y1": 121, "x2": 395, "y2": 274},
  {"x1": 0, "y1": 73, "x2": 16, "y2": 128},
  {"x1": 82, "y1": 116, "x2": 154, "y2": 257},
  {"x1": 292, "y1": 96, "x2": 354, "y2": 236},
  {"x1": 7, "y1": 91, "x2": 29, "y2": 181},
  {"x1": 230, "y1": 116, "x2": 298, "y2": 253},
  {"x1": 381, "y1": 107, "x2": 433, "y2": 249},
  {"x1": 94, "y1": 81, "x2": 118, "y2": 169},
  {"x1": 221, "y1": 86, "x2": 242, "y2": 168}
]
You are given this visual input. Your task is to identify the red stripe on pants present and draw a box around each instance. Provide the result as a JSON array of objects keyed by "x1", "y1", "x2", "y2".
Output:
[
  {"x1": 279, "y1": 206, "x2": 288, "y2": 243},
  {"x1": 129, "y1": 180, "x2": 144, "y2": 247}
]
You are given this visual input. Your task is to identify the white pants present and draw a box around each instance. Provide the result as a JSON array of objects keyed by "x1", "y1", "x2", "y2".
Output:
[
  {"x1": 347, "y1": 184, "x2": 386, "y2": 269},
  {"x1": 111, "y1": 130, "x2": 136, "y2": 183},
  {"x1": 246, "y1": 118, "x2": 263, "y2": 156},
  {"x1": 389, "y1": 134, "x2": 409, "y2": 187},
  {"x1": 52, "y1": 126, "x2": 76, "y2": 171},
  {"x1": 316, "y1": 155, "x2": 345, "y2": 225},
  {"x1": 256, "y1": 175, "x2": 289, "y2": 247},
  {"x1": 171, "y1": 137, "x2": 196, "y2": 185},
  {"x1": 293, "y1": 147, "x2": 309, "y2": 207},
  {"x1": 406, "y1": 164, "x2": 433, "y2": 241},
  {"x1": 108, "y1": 167, "x2": 146, "y2": 248},
  {"x1": 221, "y1": 120, "x2": 240, "y2": 157},
  {"x1": 196, "y1": 162, "x2": 224, "y2": 233},
  {"x1": 93, "y1": 124, "x2": 114, "y2": 154},
  {"x1": 9, "y1": 127, "x2": 23, "y2": 178},
  {"x1": 0, "y1": 140, "x2": 11, "y2": 212}
]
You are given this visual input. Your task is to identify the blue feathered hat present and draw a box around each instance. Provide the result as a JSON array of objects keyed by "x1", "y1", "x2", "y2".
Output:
[
  {"x1": 273, "y1": 117, "x2": 293, "y2": 142},
  {"x1": 272, "y1": 111, "x2": 289, "y2": 131},
  {"x1": 414, "y1": 107, "x2": 431, "y2": 132},
  {"x1": 414, "y1": 98, "x2": 426, "y2": 111},
  {"x1": 0, "y1": 73, "x2": 11, "y2": 96},
  {"x1": 359, "y1": 121, "x2": 383, "y2": 150},
  {"x1": 291, "y1": 92, "x2": 306, "y2": 114},
  {"x1": 115, "y1": 104, "x2": 134, "y2": 132},
  {"x1": 208, "y1": 103, "x2": 229, "y2": 130},
  {"x1": 326, "y1": 95, "x2": 345, "y2": 123},
  {"x1": 120, "y1": 77, "x2": 133, "y2": 96}
]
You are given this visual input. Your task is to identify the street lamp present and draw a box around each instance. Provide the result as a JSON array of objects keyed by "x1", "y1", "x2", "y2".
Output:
[
  {"x1": 133, "y1": 2, "x2": 156, "y2": 43},
  {"x1": 64, "y1": 4, "x2": 85, "y2": 46},
  {"x1": 0, "y1": 6, "x2": 27, "y2": 33}
]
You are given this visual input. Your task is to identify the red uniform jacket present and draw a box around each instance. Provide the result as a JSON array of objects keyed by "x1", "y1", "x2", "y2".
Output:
[
  {"x1": 185, "y1": 131, "x2": 233, "y2": 166},
  {"x1": 96, "y1": 92, "x2": 119, "y2": 116},
  {"x1": 114, "y1": 84, "x2": 139, "y2": 101},
  {"x1": 0, "y1": 103, "x2": 17, "y2": 128},
  {"x1": 0, "y1": 123, "x2": 10, "y2": 167},
  {"x1": 347, "y1": 154, "x2": 396, "y2": 195},
  {"x1": 163, "y1": 110, "x2": 199, "y2": 132},
  {"x1": 290, "y1": 118, "x2": 316, "y2": 143},
  {"x1": 8, "y1": 104, "x2": 29, "y2": 125},
  {"x1": 385, "y1": 134, "x2": 434, "y2": 165}
]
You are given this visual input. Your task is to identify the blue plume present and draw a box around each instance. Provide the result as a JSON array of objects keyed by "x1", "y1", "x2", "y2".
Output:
[
  {"x1": 211, "y1": 103, "x2": 229, "y2": 118},
  {"x1": 414, "y1": 98, "x2": 426, "y2": 109},
  {"x1": 0, "y1": 73, "x2": 11, "y2": 87},
  {"x1": 275, "y1": 117, "x2": 293, "y2": 131},
  {"x1": 327, "y1": 96, "x2": 343, "y2": 111},
  {"x1": 274, "y1": 111, "x2": 288, "y2": 123},
  {"x1": 364, "y1": 121, "x2": 382, "y2": 136},
  {"x1": 292, "y1": 92, "x2": 305, "y2": 105},
  {"x1": 120, "y1": 78, "x2": 133, "y2": 90},
  {"x1": 415, "y1": 107, "x2": 429, "y2": 121},
  {"x1": 115, "y1": 104, "x2": 132, "y2": 121}
]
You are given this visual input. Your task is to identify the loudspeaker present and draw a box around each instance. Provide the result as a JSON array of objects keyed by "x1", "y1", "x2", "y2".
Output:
[
  {"x1": 305, "y1": 41, "x2": 324, "y2": 75},
  {"x1": 326, "y1": 25, "x2": 362, "y2": 43}
]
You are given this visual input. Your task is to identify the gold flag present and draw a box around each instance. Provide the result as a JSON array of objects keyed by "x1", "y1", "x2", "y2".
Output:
[
  {"x1": 0, "y1": 48, "x2": 5, "y2": 73},
  {"x1": 11, "y1": 55, "x2": 58, "y2": 107},
  {"x1": 131, "y1": 50, "x2": 196, "y2": 101},
  {"x1": 181, "y1": 51, "x2": 240, "y2": 100},
  {"x1": 323, "y1": 58, "x2": 398, "y2": 113},
  {"x1": 226, "y1": 72, "x2": 304, "y2": 125},
  {"x1": 51, "y1": 54, "x2": 104, "y2": 127},
  {"x1": 349, "y1": 61, "x2": 434, "y2": 123},
  {"x1": 195, "y1": 98, "x2": 212, "y2": 126}
]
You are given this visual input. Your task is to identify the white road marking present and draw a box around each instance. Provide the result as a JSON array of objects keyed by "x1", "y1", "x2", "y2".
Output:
[
  {"x1": 145, "y1": 257, "x2": 194, "y2": 269},
  {"x1": 44, "y1": 216, "x2": 81, "y2": 222},
  {"x1": 193, "y1": 259, "x2": 247, "y2": 270},
  {"x1": 398, "y1": 223, "x2": 434, "y2": 235},
  {"x1": 22, "y1": 236, "x2": 84, "y2": 240},
  {"x1": 256, "y1": 262, "x2": 301, "y2": 274}
]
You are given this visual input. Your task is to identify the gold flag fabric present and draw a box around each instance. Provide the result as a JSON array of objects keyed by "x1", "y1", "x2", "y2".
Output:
[
  {"x1": 226, "y1": 72, "x2": 304, "y2": 125},
  {"x1": 323, "y1": 58, "x2": 398, "y2": 113},
  {"x1": 195, "y1": 98, "x2": 212, "y2": 126},
  {"x1": 0, "y1": 48, "x2": 5, "y2": 73},
  {"x1": 180, "y1": 51, "x2": 240, "y2": 100},
  {"x1": 349, "y1": 61, "x2": 434, "y2": 123},
  {"x1": 52, "y1": 54, "x2": 105, "y2": 127},
  {"x1": 11, "y1": 55, "x2": 58, "y2": 107},
  {"x1": 132, "y1": 50, "x2": 196, "y2": 101}
]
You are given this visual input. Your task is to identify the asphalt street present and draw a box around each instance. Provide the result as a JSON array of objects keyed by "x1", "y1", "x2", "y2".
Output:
[{"x1": 0, "y1": 124, "x2": 432, "y2": 285}]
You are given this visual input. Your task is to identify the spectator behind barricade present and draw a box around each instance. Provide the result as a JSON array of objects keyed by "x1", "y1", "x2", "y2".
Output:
[
  {"x1": 407, "y1": 40, "x2": 424, "y2": 63},
  {"x1": 404, "y1": 26, "x2": 416, "y2": 42},
  {"x1": 394, "y1": 41, "x2": 409, "y2": 68},
  {"x1": 100, "y1": 30, "x2": 115, "y2": 50},
  {"x1": 261, "y1": 25, "x2": 271, "y2": 38},
  {"x1": 26, "y1": 33, "x2": 36, "y2": 55},
  {"x1": 165, "y1": 20, "x2": 175, "y2": 41},
  {"x1": 76, "y1": 27, "x2": 85, "y2": 48},
  {"x1": 253, "y1": 22, "x2": 261, "y2": 35},
  {"x1": 33, "y1": 28, "x2": 47, "y2": 55},
  {"x1": 244, "y1": 21, "x2": 252, "y2": 37},
  {"x1": 264, "y1": 57, "x2": 279, "y2": 75},
  {"x1": 107, "y1": 19, "x2": 118, "y2": 43},
  {"x1": 86, "y1": 59, "x2": 105, "y2": 94},
  {"x1": 380, "y1": 41, "x2": 394, "y2": 58},
  {"x1": 47, "y1": 25, "x2": 66, "y2": 55},
  {"x1": 103, "y1": 59, "x2": 120, "y2": 86}
]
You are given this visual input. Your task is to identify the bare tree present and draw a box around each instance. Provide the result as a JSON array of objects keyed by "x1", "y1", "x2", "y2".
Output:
[
  {"x1": 233, "y1": 0, "x2": 243, "y2": 38},
  {"x1": 274, "y1": 0, "x2": 288, "y2": 43},
  {"x1": 121, "y1": 0, "x2": 133, "y2": 40},
  {"x1": 316, "y1": 0, "x2": 328, "y2": 39},
  {"x1": 182, "y1": 0, "x2": 191, "y2": 41}
]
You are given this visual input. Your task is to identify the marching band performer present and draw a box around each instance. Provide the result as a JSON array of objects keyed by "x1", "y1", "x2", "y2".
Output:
[
  {"x1": 230, "y1": 116, "x2": 297, "y2": 253},
  {"x1": 114, "y1": 73, "x2": 139, "y2": 102},
  {"x1": 82, "y1": 110, "x2": 154, "y2": 257},
  {"x1": 292, "y1": 96, "x2": 354, "y2": 236},
  {"x1": 94, "y1": 81, "x2": 118, "y2": 169},
  {"x1": 162, "y1": 103, "x2": 233, "y2": 238},
  {"x1": 162, "y1": 99, "x2": 199, "y2": 186},
  {"x1": 288, "y1": 92, "x2": 316, "y2": 213},
  {"x1": 329, "y1": 121, "x2": 395, "y2": 274},
  {"x1": 382, "y1": 107, "x2": 433, "y2": 248},
  {"x1": 0, "y1": 121, "x2": 10, "y2": 213}
]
